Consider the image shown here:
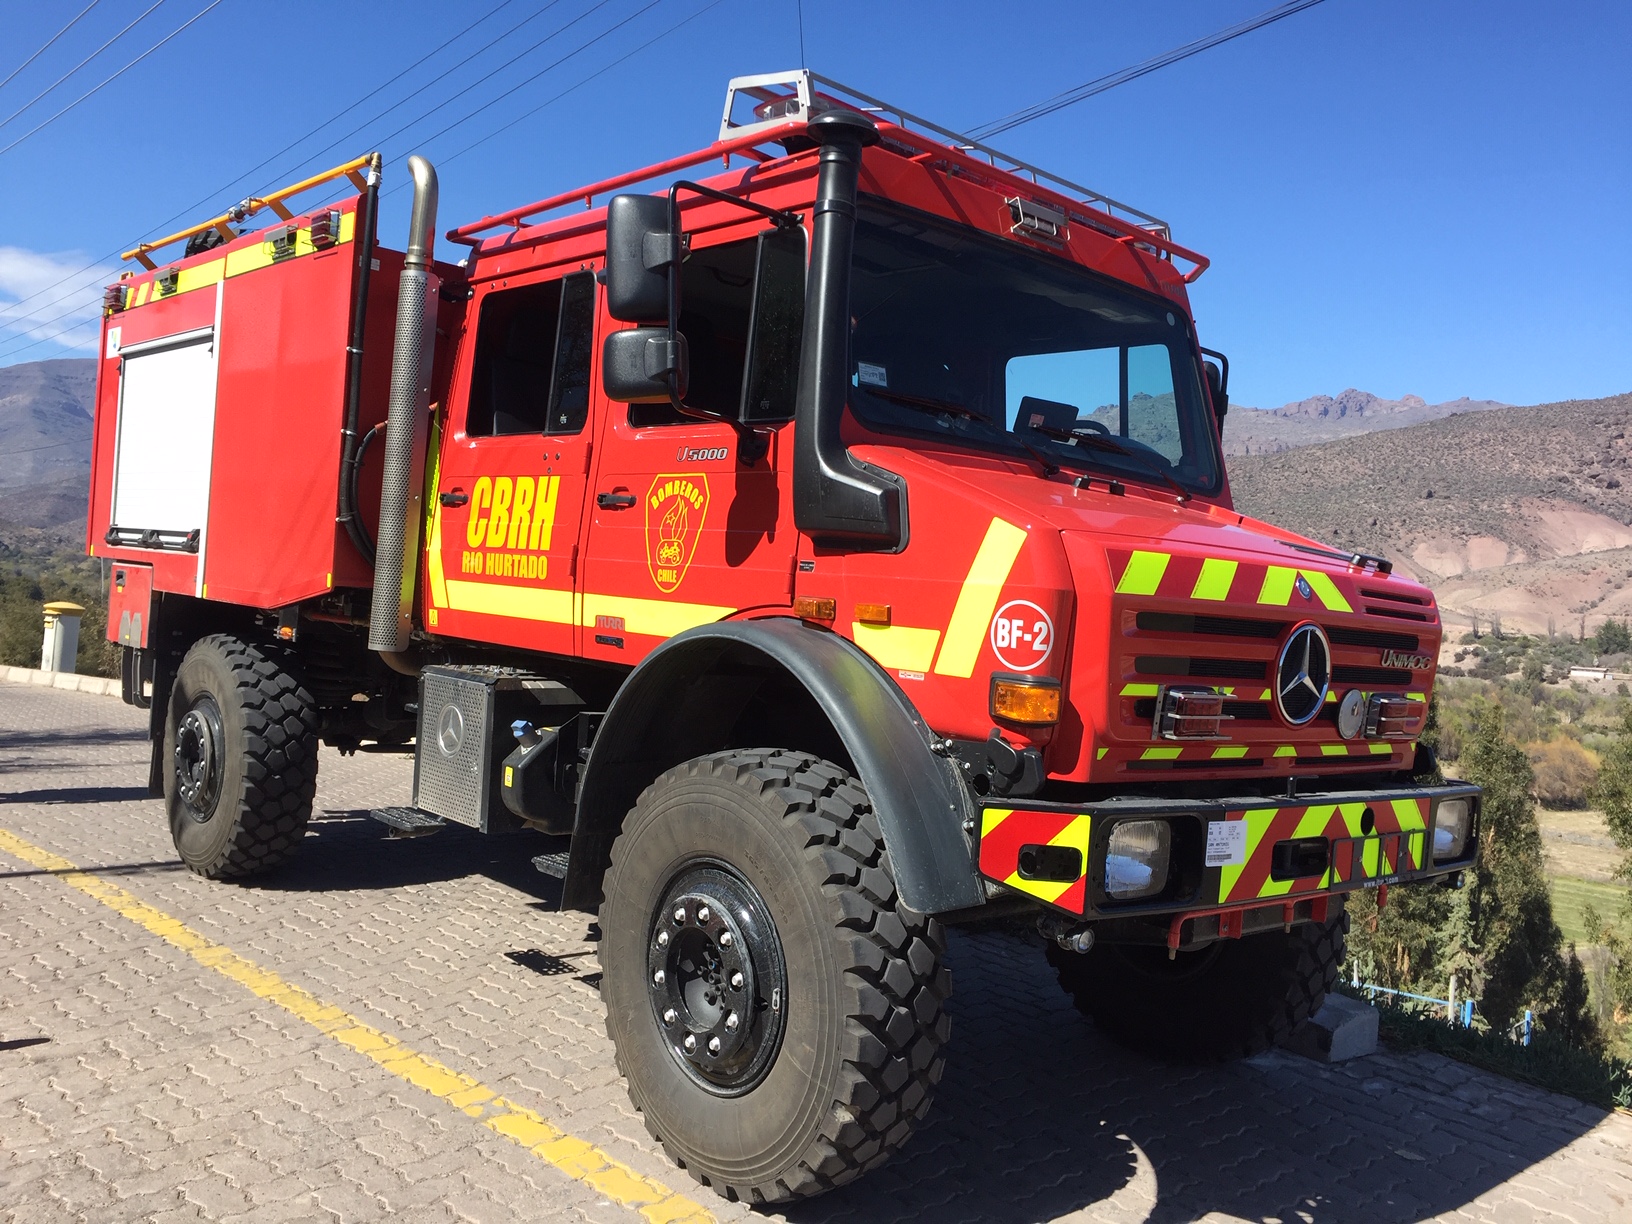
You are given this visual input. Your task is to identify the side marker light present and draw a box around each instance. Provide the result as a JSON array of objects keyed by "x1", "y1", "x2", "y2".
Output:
[{"x1": 991, "y1": 675, "x2": 1061, "y2": 725}]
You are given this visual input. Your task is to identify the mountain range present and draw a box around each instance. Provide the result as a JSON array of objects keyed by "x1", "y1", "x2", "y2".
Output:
[{"x1": 1222, "y1": 388, "x2": 1513, "y2": 456}]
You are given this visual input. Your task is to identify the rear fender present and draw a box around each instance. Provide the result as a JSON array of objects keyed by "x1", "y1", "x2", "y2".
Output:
[{"x1": 562, "y1": 618, "x2": 984, "y2": 914}]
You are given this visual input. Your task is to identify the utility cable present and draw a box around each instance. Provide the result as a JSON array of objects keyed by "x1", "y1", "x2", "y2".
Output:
[
  {"x1": 0, "y1": 0, "x2": 228, "y2": 158},
  {"x1": 969, "y1": 0, "x2": 1328, "y2": 140},
  {"x1": 0, "y1": 1, "x2": 105, "y2": 96},
  {"x1": 0, "y1": 0, "x2": 165, "y2": 132},
  {"x1": 0, "y1": 0, "x2": 535, "y2": 346}
]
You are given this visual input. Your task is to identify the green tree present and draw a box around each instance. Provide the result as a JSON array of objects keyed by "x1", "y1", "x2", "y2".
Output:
[
  {"x1": 1459, "y1": 706, "x2": 1596, "y2": 1043},
  {"x1": 1596, "y1": 619, "x2": 1632, "y2": 655},
  {"x1": 1594, "y1": 708, "x2": 1632, "y2": 880}
]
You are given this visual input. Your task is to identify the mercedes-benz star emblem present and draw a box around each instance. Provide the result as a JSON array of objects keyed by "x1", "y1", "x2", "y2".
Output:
[
  {"x1": 437, "y1": 705, "x2": 465, "y2": 755},
  {"x1": 1275, "y1": 622, "x2": 1331, "y2": 726}
]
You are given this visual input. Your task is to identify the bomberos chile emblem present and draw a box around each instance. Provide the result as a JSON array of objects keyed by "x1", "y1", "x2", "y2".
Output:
[{"x1": 645, "y1": 474, "x2": 709, "y2": 593}]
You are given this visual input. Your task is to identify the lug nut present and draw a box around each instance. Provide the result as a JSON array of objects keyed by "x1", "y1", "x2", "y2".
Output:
[
  {"x1": 697, "y1": 905, "x2": 711, "y2": 923},
  {"x1": 673, "y1": 906, "x2": 686, "y2": 924},
  {"x1": 725, "y1": 1011, "x2": 739, "y2": 1032},
  {"x1": 652, "y1": 969, "x2": 665, "y2": 986},
  {"x1": 656, "y1": 930, "x2": 669, "y2": 947},
  {"x1": 683, "y1": 1034, "x2": 696, "y2": 1053},
  {"x1": 707, "y1": 1036, "x2": 721, "y2": 1056},
  {"x1": 719, "y1": 931, "x2": 733, "y2": 948},
  {"x1": 661, "y1": 1008, "x2": 676, "y2": 1026},
  {"x1": 729, "y1": 971, "x2": 743, "y2": 990}
]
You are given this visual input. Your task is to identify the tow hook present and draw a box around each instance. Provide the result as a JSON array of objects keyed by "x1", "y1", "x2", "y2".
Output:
[{"x1": 1038, "y1": 914, "x2": 1095, "y2": 955}]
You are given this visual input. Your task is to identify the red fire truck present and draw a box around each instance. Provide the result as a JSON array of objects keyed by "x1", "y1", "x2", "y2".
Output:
[{"x1": 90, "y1": 72, "x2": 1478, "y2": 1202}]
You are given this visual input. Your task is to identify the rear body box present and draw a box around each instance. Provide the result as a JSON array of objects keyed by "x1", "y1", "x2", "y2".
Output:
[{"x1": 86, "y1": 197, "x2": 463, "y2": 611}]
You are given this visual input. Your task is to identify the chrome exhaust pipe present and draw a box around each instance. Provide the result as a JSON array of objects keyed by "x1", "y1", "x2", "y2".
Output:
[{"x1": 368, "y1": 155, "x2": 439, "y2": 654}]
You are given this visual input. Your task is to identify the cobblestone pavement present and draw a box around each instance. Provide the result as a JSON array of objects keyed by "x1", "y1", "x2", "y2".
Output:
[{"x1": 2, "y1": 681, "x2": 1630, "y2": 1224}]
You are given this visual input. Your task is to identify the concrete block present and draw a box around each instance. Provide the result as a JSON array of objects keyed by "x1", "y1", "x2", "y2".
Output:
[{"x1": 1287, "y1": 992, "x2": 1379, "y2": 1063}]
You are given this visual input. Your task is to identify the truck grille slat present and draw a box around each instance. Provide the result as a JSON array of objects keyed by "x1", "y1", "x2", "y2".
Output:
[
  {"x1": 1332, "y1": 664, "x2": 1414, "y2": 685},
  {"x1": 1134, "y1": 656, "x2": 1267, "y2": 681}
]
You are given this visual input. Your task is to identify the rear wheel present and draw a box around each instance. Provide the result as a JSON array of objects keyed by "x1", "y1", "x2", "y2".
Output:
[
  {"x1": 599, "y1": 749, "x2": 950, "y2": 1203},
  {"x1": 1047, "y1": 903, "x2": 1347, "y2": 1062},
  {"x1": 163, "y1": 634, "x2": 319, "y2": 878}
]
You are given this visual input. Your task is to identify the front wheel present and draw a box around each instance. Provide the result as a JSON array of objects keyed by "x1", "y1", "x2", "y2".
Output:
[
  {"x1": 1047, "y1": 902, "x2": 1347, "y2": 1062},
  {"x1": 599, "y1": 750, "x2": 950, "y2": 1204}
]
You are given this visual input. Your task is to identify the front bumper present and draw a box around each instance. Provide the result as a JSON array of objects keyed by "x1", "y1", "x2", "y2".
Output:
[{"x1": 977, "y1": 783, "x2": 1479, "y2": 920}]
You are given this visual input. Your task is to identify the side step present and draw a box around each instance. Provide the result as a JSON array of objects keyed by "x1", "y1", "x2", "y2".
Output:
[
  {"x1": 370, "y1": 806, "x2": 446, "y2": 838},
  {"x1": 532, "y1": 851, "x2": 571, "y2": 879}
]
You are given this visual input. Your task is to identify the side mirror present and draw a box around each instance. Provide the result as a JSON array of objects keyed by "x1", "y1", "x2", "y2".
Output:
[
  {"x1": 1202, "y1": 352, "x2": 1229, "y2": 424},
  {"x1": 602, "y1": 328, "x2": 688, "y2": 403},
  {"x1": 604, "y1": 193, "x2": 675, "y2": 324}
]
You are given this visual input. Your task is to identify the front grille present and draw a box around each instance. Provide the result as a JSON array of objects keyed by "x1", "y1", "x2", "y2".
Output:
[
  {"x1": 1326, "y1": 625, "x2": 1420, "y2": 650},
  {"x1": 1135, "y1": 611, "x2": 1282, "y2": 640},
  {"x1": 1135, "y1": 655, "x2": 1268, "y2": 681},
  {"x1": 1361, "y1": 587, "x2": 1427, "y2": 605},
  {"x1": 1333, "y1": 664, "x2": 1415, "y2": 685},
  {"x1": 1366, "y1": 605, "x2": 1433, "y2": 622}
]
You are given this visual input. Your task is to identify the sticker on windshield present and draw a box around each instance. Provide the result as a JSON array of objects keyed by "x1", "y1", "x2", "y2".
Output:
[
  {"x1": 989, "y1": 600, "x2": 1053, "y2": 672},
  {"x1": 857, "y1": 361, "x2": 888, "y2": 388}
]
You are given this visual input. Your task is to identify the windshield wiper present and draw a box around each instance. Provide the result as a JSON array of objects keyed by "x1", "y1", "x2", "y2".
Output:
[
  {"x1": 1028, "y1": 423, "x2": 1191, "y2": 503},
  {"x1": 862, "y1": 387, "x2": 989, "y2": 423}
]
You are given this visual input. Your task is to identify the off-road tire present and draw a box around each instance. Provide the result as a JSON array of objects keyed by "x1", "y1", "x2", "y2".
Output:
[
  {"x1": 163, "y1": 634, "x2": 318, "y2": 879},
  {"x1": 599, "y1": 749, "x2": 951, "y2": 1204},
  {"x1": 1047, "y1": 902, "x2": 1347, "y2": 1062}
]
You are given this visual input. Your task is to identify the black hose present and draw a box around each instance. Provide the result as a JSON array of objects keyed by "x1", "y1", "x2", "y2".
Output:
[
  {"x1": 346, "y1": 421, "x2": 385, "y2": 562},
  {"x1": 337, "y1": 151, "x2": 382, "y2": 567}
]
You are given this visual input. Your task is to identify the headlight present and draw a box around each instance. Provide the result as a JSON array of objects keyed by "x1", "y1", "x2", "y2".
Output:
[
  {"x1": 1104, "y1": 820, "x2": 1171, "y2": 901},
  {"x1": 1433, "y1": 798, "x2": 1473, "y2": 862}
]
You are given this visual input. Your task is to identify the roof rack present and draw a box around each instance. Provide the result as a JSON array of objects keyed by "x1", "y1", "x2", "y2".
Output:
[
  {"x1": 720, "y1": 70, "x2": 1172, "y2": 240},
  {"x1": 447, "y1": 71, "x2": 1206, "y2": 280},
  {"x1": 120, "y1": 153, "x2": 378, "y2": 270}
]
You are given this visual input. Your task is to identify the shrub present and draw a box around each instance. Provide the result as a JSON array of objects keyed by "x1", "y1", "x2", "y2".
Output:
[{"x1": 1529, "y1": 737, "x2": 1599, "y2": 809}]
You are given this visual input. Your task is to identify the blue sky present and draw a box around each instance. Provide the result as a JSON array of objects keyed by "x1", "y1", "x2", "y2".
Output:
[{"x1": 0, "y1": 0, "x2": 1625, "y2": 409}]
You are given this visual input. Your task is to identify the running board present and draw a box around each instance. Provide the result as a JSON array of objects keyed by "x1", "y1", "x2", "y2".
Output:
[
  {"x1": 370, "y1": 806, "x2": 446, "y2": 837},
  {"x1": 532, "y1": 851, "x2": 571, "y2": 879}
]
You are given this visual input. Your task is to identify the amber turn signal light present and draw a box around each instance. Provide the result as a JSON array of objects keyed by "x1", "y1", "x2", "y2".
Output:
[
  {"x1": 854, "y1": 602, "x2": 891, "y2": 626},
  {"x1": 793, "y1": 596, "x2": 836, "y2": 622},
  {"x1": 991, "y1": 675, "x2": 1061, "y2": 725}
]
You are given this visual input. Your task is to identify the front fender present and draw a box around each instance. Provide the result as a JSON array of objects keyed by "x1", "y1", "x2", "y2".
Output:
[{"x1": 561, "y1": 618, "x2": 984, "y2": 914}]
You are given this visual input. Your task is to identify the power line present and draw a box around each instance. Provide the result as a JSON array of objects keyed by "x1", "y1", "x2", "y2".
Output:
[
  {"x1": 0, "y1": 1, "x2": 106, "y2": 96},
  {"x1": 0, "y1": 1, "x2": 229, "y2": 158},
  {"x1": 0, "y1": 0, "x2": 537, "y2": 345},
  {"x1": 0, "y1": 0, "x2": 165, "y2": 132},
  {"x1": 968, "y1": 0, "x2": 1328, "y2": 140}
]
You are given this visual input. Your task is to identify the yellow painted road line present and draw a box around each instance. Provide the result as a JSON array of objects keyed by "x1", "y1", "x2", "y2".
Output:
[{"x1": 0, "y1": 828, "x2": 713, "y2": 1224}]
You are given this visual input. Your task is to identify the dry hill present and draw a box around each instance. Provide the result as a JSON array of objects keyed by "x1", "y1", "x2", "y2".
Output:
[
  {"x1": 1223, "y1": 388, "x2": 1512, "y2": 456},
  {"x1": 0, "y1": 358, "x2": 95, "y2": 531},
  {"x1": 1228, "y1": 392, "x2": 1632, "y2": 635}
]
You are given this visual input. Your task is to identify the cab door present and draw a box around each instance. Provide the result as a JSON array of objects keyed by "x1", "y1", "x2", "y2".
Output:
[
  {"x1": 580, "y1": 227, "x2": 805, "y2": 664},
  {"x1": 426, "y1": 270, "x2": 597, "y2": 656}
]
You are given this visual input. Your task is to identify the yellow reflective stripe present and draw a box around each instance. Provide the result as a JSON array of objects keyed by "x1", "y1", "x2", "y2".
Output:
[
  {"x1": 1274, "y1": 745, "x2": 1296, "y2": 757},
  {"x1": 851, "y1": 623, "x2": 940, "y2": 672},
  {"x1": 1258, "y1": 565, "x2": 1297, "y2": 605},
  {"x1": 933, "y1": 517, "x2": 1028, "y2": 678},
  {"x1": 1115, "y1": 550, "x2": 1170, "y2": 596},
  {"x1": 447, "y1": 580, "x2": 575, "y2": 624},
  {"x1": 580, "y1": 592, "x2": 734, "y2": 639},
  {"x1": 1141, "y1": 747, "x2": 1182, "y2": 760},
  {"x1": 424, "y1": 416, "x2": 448, "y2": 609},
  {"x1": 1120, "y1": 682, "x2": 1160, "y2": 696},
  {"x1": 1370, "y1": 743, "x2": 1394, "y2": 755},
  {"x1": 1301, "y1": 569, "x2": 1352, "y2": 613},
  {"x1": 1337, "y1": 801, "x2": 1370, "y2": 837},
  {"x1": 1190, "y1": 557, "x2": 1237, "y2": 601},
  {"x1": 980, "y1": 807, "x2": 1013, "y2": 839},
  {"x1": 1004, "y1": 814, "x2": 1093, "y2": 905},
  {"x1": 125, "y1": 212, "x2": 357, "y2": 309},
  {"x1": 1218, "y1": 808, "x2": 1278, "y2": 901},
  {"x1": 1096, "y1": 747, "x2": 1108, "y2": 760},
  {"x1": 1259, "y1": 688, "x2": 1274, "y2": 701},
  {"x1": 1293, "y1": 804, "x2": 1338, "y2": 839},
  {"x1": 1392, "y1": 798, "x2": 1427, "y2": 831},
  {"x1": 1211, "y1": 745, "x2": 1248, "y2": 759},
  {"x1": 1320, "y1": 744, "x2": 1348, "y2": 757},
  {"x1": 1407, "y1": 692, "x2": 1427, "y2": 702}
]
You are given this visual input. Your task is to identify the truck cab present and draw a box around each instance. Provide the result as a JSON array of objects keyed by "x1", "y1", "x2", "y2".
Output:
[{"x1": 89, "y1": 71, "x2": 1478, "y2": 1205}]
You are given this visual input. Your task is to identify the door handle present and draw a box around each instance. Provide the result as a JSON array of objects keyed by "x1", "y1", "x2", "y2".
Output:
[
  {"x1": 596, "y1": 491, "x2": 637, "y2": 509},
  {"x1": 439, "y1": 488, "x2": 468, "y2": 507}
]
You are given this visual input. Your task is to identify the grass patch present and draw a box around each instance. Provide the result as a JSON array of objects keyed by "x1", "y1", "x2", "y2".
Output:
[
  {"x1": 1550, "y1": 875, "x2": 1629, "y2": 945},
  {"x1": 1355, "y1": 994, "x2": 1632, "y2": 1110}
]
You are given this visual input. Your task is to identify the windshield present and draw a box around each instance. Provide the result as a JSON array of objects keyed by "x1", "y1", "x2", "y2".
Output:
[{"x1": 847, "y1": 204, "x2": 1221, "y2": 494}]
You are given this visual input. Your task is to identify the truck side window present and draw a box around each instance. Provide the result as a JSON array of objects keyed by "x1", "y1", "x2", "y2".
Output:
[
  {"x1": 628, "y1": 230, "x2": 805, "y2": 428},
  {"x1": 466, "y1": 272, "x2": 596, "y2": 437}
]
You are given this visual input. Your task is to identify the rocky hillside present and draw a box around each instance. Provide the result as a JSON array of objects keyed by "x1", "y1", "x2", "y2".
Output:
[
  {"x1": 1228, "y1": 392, "x2": 1632, "y2": 635},
  {"x1": 0, "y1": 358, "x2": 95, "y2": 531},
  {"x1": 1223, "y1": 388, "x2": 1512, "y2": 456}
]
